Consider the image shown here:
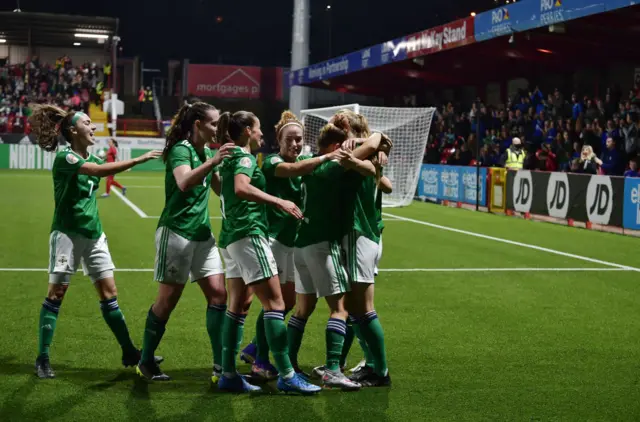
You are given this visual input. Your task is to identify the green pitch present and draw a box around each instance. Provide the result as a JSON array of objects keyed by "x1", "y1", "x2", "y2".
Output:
[{"x1": 1, "y1": 170, "x2": 639, "y2": 421}]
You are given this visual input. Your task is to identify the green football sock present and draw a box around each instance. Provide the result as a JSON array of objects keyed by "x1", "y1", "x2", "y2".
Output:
[
  {"x1": 140, "y1": 307, "x2": 167, "y2": 364},
  {"x1": 206, "y1": 304, "x2": 226, "y2": 367},
  {"x1": 221, "y1": 311, "x2": 246, "y2": 375},
  {"x1": 326, "y1": 318, "x2": 347, "y2": 371},
  {"x1": 358, "y1": 311, "x2": 388, "y2": 376},
  {"x1": 38, "y1": 298, "x2": 61, "y2": 357},
  {"x1": 255, "y1": 309, "x2": 270, "y2": 362},
  {"x1": 340, "y1": 321, "x2": 355, "y2": 368},
  {"x1": 263, "y1": 311, "x2": 293, "y2": 377},
  {"x1": 287, "y1": 316, "x2": 307, "y2": 367},
  {"x1": 352, "y1": 320, "x2": 375, "y2": 368},
  {"x1": 100, "y1": 297, "x2": 136, "y2": 355}
]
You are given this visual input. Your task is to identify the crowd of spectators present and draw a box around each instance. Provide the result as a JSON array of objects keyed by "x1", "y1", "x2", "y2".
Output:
[
  {"x1": 425, "y1": 85, "x2": 640, "y2": 177},
  {"x1": 0, "y1": 56, "x2": 107, "y2": 134}
]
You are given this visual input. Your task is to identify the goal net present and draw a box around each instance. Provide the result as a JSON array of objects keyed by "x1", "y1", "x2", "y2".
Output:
[{"x1": 300, "y1": 104, "x2": 436, "y2": 207}]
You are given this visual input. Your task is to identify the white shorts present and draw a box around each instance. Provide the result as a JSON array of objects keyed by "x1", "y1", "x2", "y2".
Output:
[
  {"x1": 343, "y1": 231, "x2": 378, "y2": 284},
  {"x1": 294, "y1": 241, "x2": 350, "y2": 298},
  {"x1": 154, "y1": 227, "x2": 224, "y2": 284},
  {"x1": 48, "y1": 230, "x2": 115, "y2": 284},
  {"x1": 269, "y1": 238, "x2": 296, "y2": 284},
  {"x1": 221, "y1": 235, "x2": 278, "y2": 285},
  {"x1": 374, "y1": 236, "x2": 383, "y2": 277}
]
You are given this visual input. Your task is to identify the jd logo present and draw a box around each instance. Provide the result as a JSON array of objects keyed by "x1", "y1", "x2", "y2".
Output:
[
  {"x1": 546, "y1": 173, "x2": 569, "y2": 219},
  {"x1": 513, "y1": 170, "x2": 532, "y2": 213},
  {"x1": 586, "y1": 175, "x2": 613, "y2": 224}
]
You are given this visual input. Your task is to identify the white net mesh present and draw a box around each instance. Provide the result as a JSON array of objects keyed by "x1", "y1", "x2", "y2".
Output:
[{"x1": 300, "y1": 104, "x2": 436, "y2": 207}]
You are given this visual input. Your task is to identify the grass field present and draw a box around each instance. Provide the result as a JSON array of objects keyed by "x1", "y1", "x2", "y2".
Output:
[{"x1": 1, "y1": 169, "x2": 640, "y2": 421}]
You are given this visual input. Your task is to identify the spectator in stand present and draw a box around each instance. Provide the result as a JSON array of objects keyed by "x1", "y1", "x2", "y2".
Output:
[
  {"x1": 572, "y1": 93, "x2": 583, "y2": 120},
  {"x1": 534, "y1": 142, "x2": 558, "y2": 172},
  {"x1": 577, "y1": 145, "x2": 601, "y2": 175},
  {"x1": 622, "y1": 112, "x2": 639, "y2": 159},
  {"x1": 624, "y1": 158, "x2": 639, "y2": 177},
  {"x1": 600, "y1": 137, "x2": 621, "y2": 175}
]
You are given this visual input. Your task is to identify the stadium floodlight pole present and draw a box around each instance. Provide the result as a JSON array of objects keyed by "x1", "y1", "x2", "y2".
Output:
[
  {"x1": 289, "y1": 0, "x2": 310, "y2": 116},
  {"x1": 475, "y1": 101, "x2": 481, "y2": 212}
]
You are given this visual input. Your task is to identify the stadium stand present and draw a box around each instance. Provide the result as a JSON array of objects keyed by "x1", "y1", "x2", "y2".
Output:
[{"x1": 424, "y1": 85, "x2": 640, "y2": 176}]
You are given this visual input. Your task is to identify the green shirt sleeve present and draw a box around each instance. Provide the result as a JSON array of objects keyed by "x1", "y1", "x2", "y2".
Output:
[
  {"x1": 262, "y1": 154, "x2": 284, "y2": 179},
  {"x1": 234, "y1": 154, "x2": 257, "y2": 178},
  {"x1": 168, "y1": 144, "x2": 192, "y2": 171},
  {"x1": 56, "y1": 151, "x2": 86, "y2": 174}
]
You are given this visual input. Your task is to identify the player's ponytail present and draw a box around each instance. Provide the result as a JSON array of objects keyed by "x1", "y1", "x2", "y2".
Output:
[
  {"x1": 29, "y1": 104, "x2": 74, "y2": 152},
  {"x1": 216, "y1": 110, "x2": 257, "y2": 146},
  {"x1": 164, "y1": 101, "x2": 215, "y2": 162},
  {"x1": 317, "y1": 123, "x2": 348, "y2": 150}
]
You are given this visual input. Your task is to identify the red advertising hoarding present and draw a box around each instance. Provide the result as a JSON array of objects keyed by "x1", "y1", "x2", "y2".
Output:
[
  {"x1": 187, "y1": 64, "x2": 284, "y2": 100},
  {"x1": 405, "y1": 17, "x2": 475, "y2": 59}
]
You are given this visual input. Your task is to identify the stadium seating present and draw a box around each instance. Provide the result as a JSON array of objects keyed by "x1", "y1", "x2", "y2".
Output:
[{"x1": 0, "y1": 56, "x2": 103, "y2": 134}]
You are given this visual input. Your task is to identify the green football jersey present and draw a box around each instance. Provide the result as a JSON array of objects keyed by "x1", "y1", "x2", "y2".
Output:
[
  {"x1": 295, "y1": 159, "x2": 346, "y2": 248},
  {"x1": 218, "y1": 148, "x2": 269, "y2": 248},
  {"x1": 342, "y1": 172, "x2": 381, "y2": 243},
  {"x1": 158, "y1": 141, "x2": 214, "y2": 241},
  {"x1": 262, "y1": 153, "x2": 309, "y2": 247},
  {"x1": 51, "y1": 148, "x2": 103, "y2": 239}
]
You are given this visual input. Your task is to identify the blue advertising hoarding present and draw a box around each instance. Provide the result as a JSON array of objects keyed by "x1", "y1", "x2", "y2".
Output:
[
  {"x1": 286, "y1": 37, "x2": 408, "y2": 88},
  {"x1": 623, "y1": 177, "x2": 640, "y2": 230},
  {"x1": 474, "y1": 0, "x2": 635, "y2": 42},
  {"x1": 417, "y1": 164, "x2": 488, "y2": 207}
]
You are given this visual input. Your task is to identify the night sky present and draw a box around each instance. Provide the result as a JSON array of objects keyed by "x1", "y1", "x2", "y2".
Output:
[{"x1": 12, "y1": 0, "x2": 497, "y2": 68}]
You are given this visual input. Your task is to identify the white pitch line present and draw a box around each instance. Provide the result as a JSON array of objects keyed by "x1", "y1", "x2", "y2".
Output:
[
  {"x1": 144, "y1": 216, "x2": 222, "y2": 220},
  {"x1": 112, "y1": 188, "x2": 148, "y2": 218},
  {"x1": 383, "y1": 212, "x2": 640, "y2": 273},
  {"x1": 0, "y1": 268, "x2": 630, "y2": 273},
  {"x1": 122, "y1": 185, "x2": 163, "y2": 188}
]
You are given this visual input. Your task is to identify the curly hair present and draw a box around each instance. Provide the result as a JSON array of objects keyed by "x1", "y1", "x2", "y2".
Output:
[
  {"x1": 164, "y1": 101, "x2": 216, "y2": 162},
  {"x1": 274, "y1": 110, "x2": 303, "y2": 141},
  {"x1": 29, "y1": 105, "x2": 76, "y2": 152}
]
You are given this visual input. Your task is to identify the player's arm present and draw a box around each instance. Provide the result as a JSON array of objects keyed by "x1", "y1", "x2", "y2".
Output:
[
  {"x1": 78, "y1": 150, "x2": 161, "y2": 177},
  {"x1": 379, "y1": 176, "x2": 393, "y2": 193},
  {"x1": 339, "y1": 151, "x2": 376, "y2": 177},
  {"x1": 273, "y1": 149, "x2": 345, "y2": 178},
  {"x1": 174, "y1": 143, "x2": 234, "y2": 192},
  {"x1": 234, "y1": 174, "x2": 303, "y2": 219}
]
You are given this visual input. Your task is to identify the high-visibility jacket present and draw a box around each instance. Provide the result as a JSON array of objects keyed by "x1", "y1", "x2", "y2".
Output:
[
  {"x1": 505, "y1": 149, "x2": 525, "y2": 169},
  {"x1": 145, "y1": 89, "x2": 153, "y2": 102},
  {"x1": 103, "y1": 64, "x2": 112, "y2": 75}
]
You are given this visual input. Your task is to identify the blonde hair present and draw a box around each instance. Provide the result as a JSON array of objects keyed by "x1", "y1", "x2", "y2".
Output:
[
  {"x1": 580, "y1": 145, "x2": 595, "y2": 161},
  {"x1": 332, "y1": 109, "x2": 371, "y2": 138},
  {"x1": 275, "y1": 110, "x2": 303, "y2": 141}
]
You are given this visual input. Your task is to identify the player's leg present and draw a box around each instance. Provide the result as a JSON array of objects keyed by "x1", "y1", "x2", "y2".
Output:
[
  {"x1": 111, "y1": 177, "x2": 124, "y2": 190},
  {"x1": 103, "y1": 175, "x2": 113, "y2": 196},
  {"x1": 348, "y1": 233, "x2": 390, "y2": 387},
  {"x1": 217, "y1": 248, "x2": 260, "y2": 393},
  {"x1": 227, "y1": 236, "x2": 319, "y2": 394},
  {"x1": 136, "y1": 228, "x2": 191, "y2": 381},
  {"x1": 250, "y1": 238, "x2": 295, "y2": 380},
  {"x1": 288, "y1": 248, "x2": 317, "y2": 375},
  {"x1": 36, "y1": 231, "x2": 79, "y2": 379},
  {"x1": 307, "y1": 241, "x2": 360, "y2": 391},
  {"x1": 191, "y1": 236, "x2": 227, "y2": 382}
]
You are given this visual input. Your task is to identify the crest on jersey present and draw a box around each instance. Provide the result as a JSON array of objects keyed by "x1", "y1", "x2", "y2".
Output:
[
  {"x1": 271, "y1": 156, "x2": 283, "y2": 165},
  {"x1": 239, "y1": 157, "x2": 252, "y2": 168},
  {"x1": 66, "y1": 153, "x2": 79, "y2": 165}
]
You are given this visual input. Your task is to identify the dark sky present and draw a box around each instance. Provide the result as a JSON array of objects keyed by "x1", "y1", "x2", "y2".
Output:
[{"x1": 14, "y1": 0, "x2": 496, "y2": 68}]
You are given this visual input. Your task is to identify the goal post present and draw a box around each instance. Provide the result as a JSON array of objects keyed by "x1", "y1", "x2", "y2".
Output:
[{"x1": 300, "y1": 104, "x2": 436, "y2": 207}]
